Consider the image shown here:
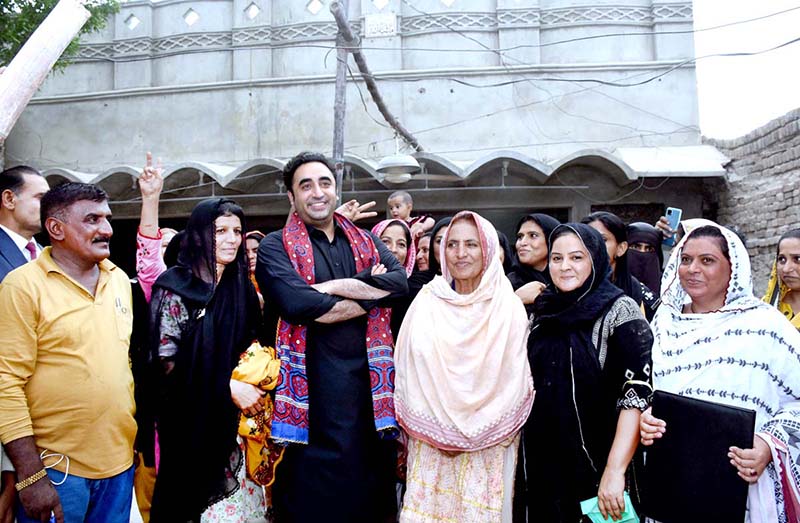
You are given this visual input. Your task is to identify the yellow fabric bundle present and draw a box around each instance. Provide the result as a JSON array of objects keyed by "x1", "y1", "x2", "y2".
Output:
[{"x1": 232, "y1": 341, "x2": 284, "y2": 486}]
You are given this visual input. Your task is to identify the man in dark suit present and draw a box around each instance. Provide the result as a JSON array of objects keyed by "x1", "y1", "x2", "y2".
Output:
[
  {"x1": 0, "y1": 166, "x2": 49, "y2": 280},
  {"x1": 0, "y1": 165, "x2": 49, "y2": 523}
]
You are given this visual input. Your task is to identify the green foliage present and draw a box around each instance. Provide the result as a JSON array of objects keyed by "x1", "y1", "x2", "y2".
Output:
[{"x1": 0, "y1": 0, "x2": 119, "y2": 70}]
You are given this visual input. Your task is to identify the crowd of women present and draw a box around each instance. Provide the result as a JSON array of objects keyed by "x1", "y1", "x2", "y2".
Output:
[{"x1": 130, "y1": 153, "x2": 800, "y2": 523}]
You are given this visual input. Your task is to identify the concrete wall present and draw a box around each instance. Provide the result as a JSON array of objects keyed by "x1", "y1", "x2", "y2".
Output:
[
  {"x1": 5, "y1": 0, "x2": 700, "y2": 173},
  {"x1": 5, "y1": 65, "x2": 699, "y2": 174},
  {"x1": 707, "y1": 108, "x2": 800, "y2": 295}
]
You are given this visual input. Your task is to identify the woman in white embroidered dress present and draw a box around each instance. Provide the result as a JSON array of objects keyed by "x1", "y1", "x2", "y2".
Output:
[
  {"x1": 641, "y1": 223, "x2": 800, "y2": 522},
  {"x1": 394, "y1": 211, "x2": 534, "y2": 523}
]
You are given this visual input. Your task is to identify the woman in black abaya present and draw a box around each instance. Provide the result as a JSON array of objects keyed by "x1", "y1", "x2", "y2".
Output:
[
  {"x1": 520, "y1": 224, "x2": 652, "y2": 522},
  {"x1": 148, "y1": 198, "x2": 263, "y2": 522}
]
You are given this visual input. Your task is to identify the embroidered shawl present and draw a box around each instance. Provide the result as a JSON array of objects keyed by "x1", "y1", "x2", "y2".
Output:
[
  {"x1": 394, "y1": 211, "x2": 534, "y2": 452},
  {"x1": 271, "y1": 212, "x2": 397, "y2": 445},
  {"x1": 652, "y1": 222, "x2": 800, "y2": 522},
  {"x1": 232, "y1": 341, "x2": 284, "y2": 486}
]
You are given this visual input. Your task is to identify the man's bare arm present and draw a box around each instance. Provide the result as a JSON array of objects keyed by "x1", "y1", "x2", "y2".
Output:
[
  {"x1": 316, "y1": 299, "x2": 367, "y2": 323},
  {"x1": 4, "y1": 437, "x2": 63, "y2": 522},
  {"x1": 312, "y1": 278, "x2": 390, "y2": 300}
]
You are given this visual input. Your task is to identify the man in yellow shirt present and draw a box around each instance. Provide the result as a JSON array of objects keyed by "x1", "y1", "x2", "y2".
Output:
[{"x1": 0, "y1": 183, "x2": 136, "y2": 523}]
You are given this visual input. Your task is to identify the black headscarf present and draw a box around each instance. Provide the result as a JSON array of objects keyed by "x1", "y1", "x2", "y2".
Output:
[
  {"x1": 163, "y1": 230, "x2": 185, "y2": 269},
  {"x1": 148, "y1": 198, "x2": 260, "y2": 522},
  {"x1": 522, "y1": 223, "x2": 648, "y2": 520},
  {"x1": 581, "y1": 211, "x2": 645, "y2": 305},
  {"x1": 627, "y1": 222, "x2": 663, "y2": 295},
  {"x1": 496, "y1": 230, "x2": 516, "y2": 275},
  {"x1": 507, "y1": 213, "x2": 560, "y2": 290},
  {"x1": 532, "y1": 223, "x2": 623, "y2": 326},
  {"x1": 408, "y1": 217, "x2": 452, "y2": 298}
]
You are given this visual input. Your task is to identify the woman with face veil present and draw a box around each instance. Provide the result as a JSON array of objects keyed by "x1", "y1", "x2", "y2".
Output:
[{"x1": 148, "y1": 198, "x2": 263, "y2": 522}]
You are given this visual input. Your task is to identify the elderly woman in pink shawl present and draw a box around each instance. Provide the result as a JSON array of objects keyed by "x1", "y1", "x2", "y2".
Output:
[{"x1": 394, "y1": 210, "x2": 534, "y2": 522}]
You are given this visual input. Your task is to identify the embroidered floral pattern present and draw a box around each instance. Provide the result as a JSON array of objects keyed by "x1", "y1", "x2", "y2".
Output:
[{"x1": 157, "y1": 291, "x2": 189, "y2": 358}]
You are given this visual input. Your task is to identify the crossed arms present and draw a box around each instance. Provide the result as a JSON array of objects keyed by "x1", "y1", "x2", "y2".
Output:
[{"x1": 255, "y1": 231, "x2": 408, "y2": 325}]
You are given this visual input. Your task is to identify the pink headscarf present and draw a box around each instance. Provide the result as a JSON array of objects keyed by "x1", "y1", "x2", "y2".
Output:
[
  {"x1": 371, "y1": 219, "x2": 416, "y2": 277},
  {"x1": 394, "y1": 211, "x2": 534, "y2": 451}
]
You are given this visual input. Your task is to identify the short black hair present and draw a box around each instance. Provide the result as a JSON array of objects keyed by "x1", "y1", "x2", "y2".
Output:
[
  {"x1": 40, "y1": 182, "x2": 108, "y2": 229},
  {"x1": 777, "y1": 228, "x2": 800, "y2": 254},
  {"x1": 0, "y1": 165, "x2": 42, "y2": 195},
  {"x1": 685, "y1": 225, "x2": 730, "y2": 262},
  {"x1": 581, "y1": 211, "x2": 627, "y2": 243},
  {"x1": 282, "y1": 151, "x2": 335, "y2": 193}
]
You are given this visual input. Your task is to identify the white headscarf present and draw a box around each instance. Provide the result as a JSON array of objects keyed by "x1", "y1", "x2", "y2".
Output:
[
  {"x1": 652, "y1": 221, "x2": 800, "y2": 522},
  {"x1": 394, "y1": 211, "x2": 534, "y2": 452}
]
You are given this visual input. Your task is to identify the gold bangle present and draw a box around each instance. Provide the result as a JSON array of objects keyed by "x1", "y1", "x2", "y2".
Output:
[{"x1": 14, "y1": 469, "x2": 47, "y2": 491}]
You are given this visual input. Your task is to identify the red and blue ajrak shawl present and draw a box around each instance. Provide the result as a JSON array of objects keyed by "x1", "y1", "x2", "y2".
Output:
[{"x1": 272, "y1": 212, "x2": 398, "y2": 444}]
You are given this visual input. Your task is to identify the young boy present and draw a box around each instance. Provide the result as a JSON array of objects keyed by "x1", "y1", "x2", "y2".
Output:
[{"x1": 387, "y1": 191, "x2": 434, "y2": 240}]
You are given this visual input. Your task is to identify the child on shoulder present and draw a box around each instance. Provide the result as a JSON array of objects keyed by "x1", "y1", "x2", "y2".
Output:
[{"x1": 387, "y1": 191, "x2": 434, "y2": 241}]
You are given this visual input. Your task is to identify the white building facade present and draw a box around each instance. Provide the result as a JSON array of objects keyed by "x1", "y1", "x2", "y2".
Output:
[{"x1": 5, "y1": 0, "x2": 724, "y2": 245}]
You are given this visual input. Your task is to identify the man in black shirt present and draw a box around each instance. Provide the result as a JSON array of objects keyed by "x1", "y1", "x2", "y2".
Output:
[{"x1": 256, "y1": 152, "x2": 407, "y2": 523}]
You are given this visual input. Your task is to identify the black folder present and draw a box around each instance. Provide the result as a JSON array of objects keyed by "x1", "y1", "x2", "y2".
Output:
[{"x1": 641, "y1": 390, "x2": 756, "y2": 523}]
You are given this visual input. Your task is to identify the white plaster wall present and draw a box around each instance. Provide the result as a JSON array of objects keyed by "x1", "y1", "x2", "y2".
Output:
[
  {"x1": 6, "y1": 0, "x2": 701, "y2": 174},
  {"x1": 6, "y1": 64, "x2": 699, "y2": 172}
]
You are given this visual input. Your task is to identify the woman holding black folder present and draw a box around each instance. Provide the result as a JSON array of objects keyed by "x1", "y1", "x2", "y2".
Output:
[
  {"x1": 641, "y1": 223, "x2": 800, "y2": 522},
  {"x1": 520, "y1": 223, "x2": 653, "y2": 522}
]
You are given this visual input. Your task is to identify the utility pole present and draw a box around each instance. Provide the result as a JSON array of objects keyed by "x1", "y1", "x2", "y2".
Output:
[
  {"x1": 331, "y1": 0, "x2": 350, "y2": 201},
  {"x1": 330, "y1": 1, "x2": 424, "y2": 198}
]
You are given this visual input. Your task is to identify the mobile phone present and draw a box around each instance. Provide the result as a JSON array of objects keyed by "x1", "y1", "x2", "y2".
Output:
[{"x1": 662, "y1": 207, "x2": 683, "y2": 247}]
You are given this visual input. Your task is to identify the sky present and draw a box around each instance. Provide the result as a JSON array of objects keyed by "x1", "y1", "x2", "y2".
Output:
[{"x1": 693, "y1": 0, "x2": 800, "y2": 139}]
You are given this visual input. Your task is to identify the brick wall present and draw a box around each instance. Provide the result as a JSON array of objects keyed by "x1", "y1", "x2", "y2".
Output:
[{"x1": 705, "y1": 108, "x2": 800, "y2": 295}]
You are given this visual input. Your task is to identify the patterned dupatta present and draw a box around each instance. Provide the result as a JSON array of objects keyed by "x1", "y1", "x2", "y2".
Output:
[{"x1": 271, "y1": 212, "x2": 398, "y2": 445}]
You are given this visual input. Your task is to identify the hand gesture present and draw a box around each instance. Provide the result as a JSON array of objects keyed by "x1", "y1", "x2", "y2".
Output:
[
  {"x1": 639, "y1": 407, "x2": 666, "y2": 445},
  {"x1": 371, "y1": 263, "x2": 387, "y2": 276},
  {"x1": 729, "y1": 435, "x2": 772, "y2": 483},
  {"x1": 139, "y1": 151, "x2": 164, "y2": 200},
  {"x1": 336, "y1": 199, "x2": 377, "y2": 223}
]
